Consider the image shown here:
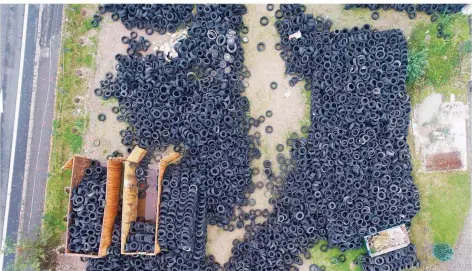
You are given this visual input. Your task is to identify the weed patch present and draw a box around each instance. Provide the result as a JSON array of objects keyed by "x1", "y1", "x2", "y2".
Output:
[{"x1": 42, "y1": 4, "x2": 97, "y2": 249}]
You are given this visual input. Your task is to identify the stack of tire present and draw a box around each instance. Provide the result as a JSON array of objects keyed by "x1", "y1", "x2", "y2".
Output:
[
  {"x1": 94, "y1": 4, "x2": 254, "y2": 227},
  {"x1": 226, "y1": 4, "x2": 420, "y2": 270},
  {"x1": 92, "y1": 4, "x2": 194, "y2": 34},
  {"x1": 89, "y1": 5, "x2": 252, "y2": 269},
  {"x1": 68, "y1": 164, "x2": 107, "y2": 254},
  {"x1": 87, "y1": 162, "x2": 214, "y2": 270},
  {"x1": 124, "y1": 221, "x2": 156, "y2": 253}
]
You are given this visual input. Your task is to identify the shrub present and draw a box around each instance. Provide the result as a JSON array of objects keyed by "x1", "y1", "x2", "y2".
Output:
[
  {"x1": 433, "y1": 243, "x2": 454, "y2": 261},
  {"x1": 1, "y1": 229, "x2": 54, "y2": 271},
  {"x1": 407, "y1": 49, "x2": 428, "y2": 86}
]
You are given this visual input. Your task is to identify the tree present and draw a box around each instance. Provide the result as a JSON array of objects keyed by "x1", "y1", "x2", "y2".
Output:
[
  {"x1": 433, "y1": 243, "x2": 454, "y2": 262},
  {"x1": 1, "y1": 229, "x2": 54, "y2": 271}
]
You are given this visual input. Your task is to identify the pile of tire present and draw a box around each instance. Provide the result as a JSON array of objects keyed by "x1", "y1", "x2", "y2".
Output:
[
  {"x1": 87, "y1": 162, "x2": 216, "y2": 270},
  {"x1": 158, "y1": 164, "x2": 207, "y2": 253},
  {"x1": 226, "y1": 4, "x2": 420, "y2": 270},
  {"x1": 92, "y1": 4, "x2": 194, "y2": 34},
  {"x1": 124, "y1": 221, "x2": 156, "y2": 253},
  {"x1": 94, "y1": 4, "x2": 254, "y2": 227},
  {"x1": 88, "y1": 4, "x2": 251, "y2": 270},
  {"x1": 358, "y1": 244, "x2": 420, "y2": 270},
  {"x1": 68, "y1": 164, "x2": 107, "y2": 254}
]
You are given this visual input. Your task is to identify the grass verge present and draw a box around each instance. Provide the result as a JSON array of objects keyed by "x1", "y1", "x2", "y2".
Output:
[
  {"x1": 43, "y1": 4, "x2": 97, "y2": 248},
  {"x1": 407, "y1": 13, "x2": 471, "y2": 105},
  {"x1": 309, "y1": 240, "x2": 367, "y2": 271},
  {"x1": 408, "y1": 134, "x2": 471, "y2": 269}
]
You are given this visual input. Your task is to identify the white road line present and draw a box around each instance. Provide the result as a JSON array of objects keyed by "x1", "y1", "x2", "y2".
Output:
[
  {"x1": 19, "y1": 3, "x2": 43, "y2": 240},
  {"x1": 0, "y1": 4, "x2": 29, "y2": 270}
]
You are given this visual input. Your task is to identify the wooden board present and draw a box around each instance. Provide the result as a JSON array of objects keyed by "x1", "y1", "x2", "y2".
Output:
[{"x1": 98, "y1": 158, "x2": 123, "y2": 257}]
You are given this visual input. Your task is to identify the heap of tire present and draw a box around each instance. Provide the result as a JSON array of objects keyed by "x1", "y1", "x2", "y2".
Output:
[
  {"x1": 88, "y1": 4, "x2": 250, "y2": 270},
  {"x1": 124, "y1": 221, "x2": 156, "y2": 253},
  {"x1": 68, "y1": 164, "x2": 107, "y2": 254},
  {"x1": 225, "y1": 4, "x2": 420, "y2": 270},
  {"x1": 158, "y1": 164, "x2": 207, "y2": 254},
  {"x1": 88, "y1": 3, "x2": 421, "y2": 270},
  {"x1": 95, "y1": 3, "x2": 254, "y2": 227},
  {"x1": 92, "y1": 4, "x2": 194, "y2": 34},
  {"x1": 87, "y1": 163, "x2": 216, "y2": 271}
]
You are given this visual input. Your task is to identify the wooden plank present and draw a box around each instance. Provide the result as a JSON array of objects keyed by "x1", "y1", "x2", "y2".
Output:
[
  {"x1": 127, "y1": 146, "x2": 147, "y2": 164},
  {"x1": 121, "y1": 161, "x2": 138, "y2": 255},
  {"x1": 98, "y1": 158, "x2": 123, "y2": 257},
  {"x1": 154, "y1": 152, "x2": 181, "y2": 254}
]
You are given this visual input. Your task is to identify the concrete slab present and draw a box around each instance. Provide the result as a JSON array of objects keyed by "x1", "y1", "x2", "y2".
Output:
[{"x1": 412, "y1": 93, "x2": 468, "y2": 172}]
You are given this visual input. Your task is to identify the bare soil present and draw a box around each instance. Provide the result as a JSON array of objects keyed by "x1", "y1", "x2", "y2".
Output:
[
  {"x1": 207, "y1": 4, "x2": 310, "y2": 264},
  {"x1": 81, "y1": 14, "x2": 174, "y2": 163},
  {"x1": 305, "y1": 5, "x2": 429, "y2": 38},
  {"x1": 56, "y1": 253, "x2": 87, "y2": 271},
  {"x1": 71, "y1": 4, "x2": 440, "y2": 271}
]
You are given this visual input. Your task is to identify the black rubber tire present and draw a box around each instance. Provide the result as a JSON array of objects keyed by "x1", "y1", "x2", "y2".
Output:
[
  {"x1": 98, "y1": 113, "x2": 106, "y2": 121},
  {"x1": 275, "y1": 10, "x2": 283, "y2": 19},
  {"x1": 260, "y1": 16, "x2": 269, "y2": 26},
  {"x1": 94, "y1": 88, "x2": 103, "y2": 96},
  {"x1": 265, "y1": 126, "x2": 273, "y2": 134},
  {"x1": 265, "y1": 110, "x2": 273, "y2": 117},
  {"x1": 320, "y1": 244, "x2": 328, "y2": 252},
  {"x1": 371, "y1": 11, "x2": 379, "y2": 20},
  {"x1": 270, "y1": 82, "x2": 278, "y2": 90},
  {"x1": 267, "y1": 4, "x2": 274, "y2": 11},
  {"x1": 257, "y1": 42, "x2": 266, "y2": 52},
  {"x1": 275, "y1": 43, "x2": 282, "y2": 51},
  {"x1": 276, "y1": 144, "x2": 284, "y2": 152}
]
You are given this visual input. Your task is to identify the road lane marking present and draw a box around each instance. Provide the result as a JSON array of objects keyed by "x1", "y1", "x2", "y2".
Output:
[
  {"x1": 27, "y1": 44, "x2": 53, "y2": 232},
  {"x1": 0, "y1": 4, "x2": 29, "y2": 270}
]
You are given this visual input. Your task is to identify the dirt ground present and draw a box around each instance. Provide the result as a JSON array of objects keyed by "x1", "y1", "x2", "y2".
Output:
[
  {"x1": 305, "y1": 5, "x2": 429, "y2": 38},
  {"x1": 208, "y1": 5, "x2": 431, "y2": 269},
  {"x1": 206, "y1": 4, "x2": 310, "y2": 264},
  {"x1": 55, "y1": 253, "x2": 87, "y2": 271},
  {"x1": 58, "y1": 4, "x2": 466, "y2": 271},
  {"x1": 80, "y1": 13, "x2": 175, "y2": 164}
]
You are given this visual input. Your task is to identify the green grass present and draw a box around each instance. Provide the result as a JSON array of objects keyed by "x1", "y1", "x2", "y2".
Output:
[
  {"x1": 427, "y1": 172, "x2": 470, "y2": 244},
  {"x1": 408, "y1": 134, "x2": 471, "y2": 269},
  {"x1": 299, "y1": 86, "x2": 312, "y2": 129},
  {"x1": 42, "y1": 4, "x2": 97, "y2": 246},
  {"x1": 407, "y1": 13, "x2": 470, "y2": 105},
  {"x1": 309, "y1": 240, "x2": 367, "y2": 271}
]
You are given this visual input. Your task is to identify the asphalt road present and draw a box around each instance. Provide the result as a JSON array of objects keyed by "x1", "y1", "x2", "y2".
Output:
[
  {"x1": 20, "y1": 3, "x2": 62, "y2": 237},
  {"x1": 0, "y1": 4, "x2": 25, "y2": 250},
  {"x1": 0, "y1": 4, "x2": 62, "y2": 269}
]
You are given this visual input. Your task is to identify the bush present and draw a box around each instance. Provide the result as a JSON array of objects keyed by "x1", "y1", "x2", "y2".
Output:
[
  {"x1": 407, "y1": 49, "x2": 428, "y2": 86},
  {"x1": 433, "y1": 243, "x2": 454, "y2": 261},
  {"x1": 1, "y1": 229, "x2": 54, "y2": 271}
]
